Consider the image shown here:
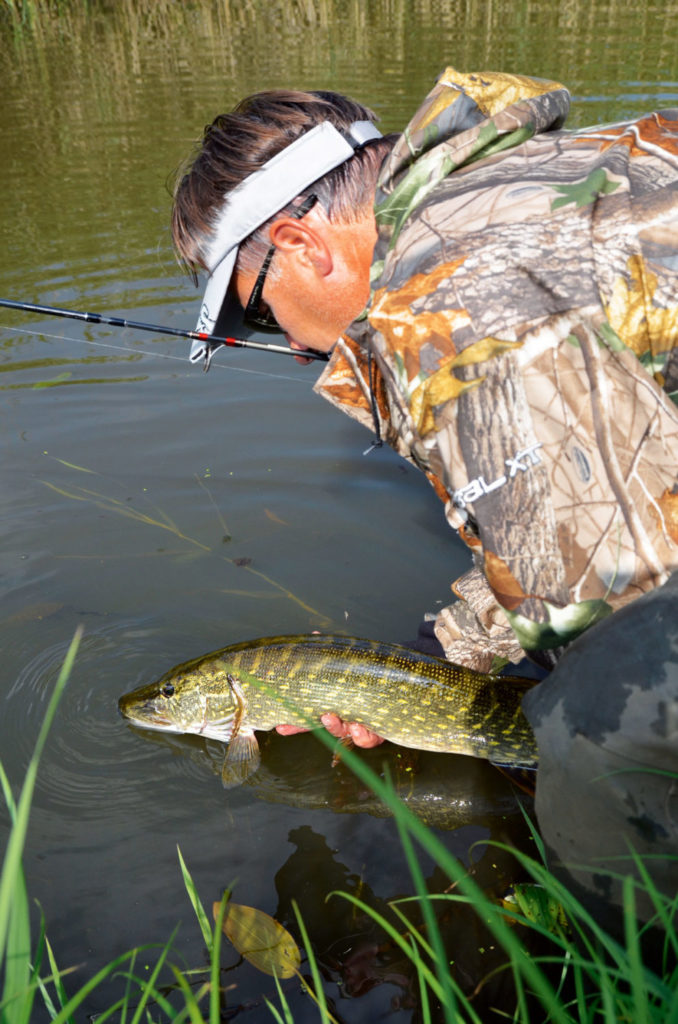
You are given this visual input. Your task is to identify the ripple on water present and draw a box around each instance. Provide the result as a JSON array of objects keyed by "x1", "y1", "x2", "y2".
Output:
[{"x1": 4, "y1": 619, "x2": 218, "y2": 822}]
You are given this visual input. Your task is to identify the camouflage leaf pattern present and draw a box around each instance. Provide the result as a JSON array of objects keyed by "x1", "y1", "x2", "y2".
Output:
[{"x1": 315, "y1": 68, "x2": 678, "y2": 668}]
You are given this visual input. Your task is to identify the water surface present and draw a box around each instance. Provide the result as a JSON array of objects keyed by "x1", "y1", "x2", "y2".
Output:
[{"x1": 1, "y1": 1, "x2": 677, "y2": 1018}]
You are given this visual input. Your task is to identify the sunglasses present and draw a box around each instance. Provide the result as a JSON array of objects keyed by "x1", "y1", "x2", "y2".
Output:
[{"x1": 243, "y1": 194, "x2": 318, "y2": 332}]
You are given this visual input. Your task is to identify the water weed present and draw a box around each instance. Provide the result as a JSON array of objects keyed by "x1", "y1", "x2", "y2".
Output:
[{"x1": 40, "y1": 457, "x2": 331, "y2": 625}]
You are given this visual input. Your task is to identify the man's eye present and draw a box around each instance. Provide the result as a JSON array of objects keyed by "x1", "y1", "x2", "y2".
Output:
[{"x1": 161, "y1": 682, "x2": 175, "y2": 697}]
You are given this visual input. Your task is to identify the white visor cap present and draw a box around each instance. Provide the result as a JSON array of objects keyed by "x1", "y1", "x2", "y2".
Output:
[{"x1": 190, "y1": 118, "x2": 382, "y2": 363}]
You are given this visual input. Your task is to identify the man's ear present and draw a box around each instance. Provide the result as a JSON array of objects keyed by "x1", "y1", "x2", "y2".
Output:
[{"x1": 269, "y1": 217, "x2": 333, "y2": 276}]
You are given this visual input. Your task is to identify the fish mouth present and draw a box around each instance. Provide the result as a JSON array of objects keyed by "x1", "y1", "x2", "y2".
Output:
[
  {"x1": 118, "y1": 699, "x2": 232, "y2": 740},
  {"x1": 118, "y1": 697, "x2": 176, "y2": 732}
]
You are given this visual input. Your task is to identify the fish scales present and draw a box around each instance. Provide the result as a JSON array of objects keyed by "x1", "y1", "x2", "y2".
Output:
[
  {"x1": 222, "y1": 636, "x2": 534, "y2": 760},
  {"x1": 119, "y1": 635, "x2": 539, "y2": 782}
]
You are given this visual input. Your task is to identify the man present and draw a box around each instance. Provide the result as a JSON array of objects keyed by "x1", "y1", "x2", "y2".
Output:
[
  {"x1": 173, "y1": 69, "x2": 678, "y2": 670},
  {"x1": 173, "y1": 68, "x2": 678, "y2": 929}
]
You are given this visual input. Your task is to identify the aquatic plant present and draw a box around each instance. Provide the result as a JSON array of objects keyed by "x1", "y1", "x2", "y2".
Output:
[{"x1": 40, "y1": 456, "x2": 331, "y2": 625}]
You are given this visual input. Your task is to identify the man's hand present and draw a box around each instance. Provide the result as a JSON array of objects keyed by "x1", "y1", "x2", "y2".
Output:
[
  {"x1": 275, "y1": 713, "x2": 385, "y2": 748},
  {"x1": 287, "y1": 337, "x2": 319, "y2": 365}
]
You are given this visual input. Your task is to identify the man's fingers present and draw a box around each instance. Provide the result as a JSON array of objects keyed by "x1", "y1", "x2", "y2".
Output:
[
  {"x1": 319, "y1": 712, "x2": 347, "y2": 738},
  {"x1": 276, "y1": 715, "x2": 385, "y2": 748},
  {"x1": 348, "y1": 722, "x2": 385, "y2": 748},
  {"x1": 320, "y1": 713, "x2": 385, "y2": 748}
]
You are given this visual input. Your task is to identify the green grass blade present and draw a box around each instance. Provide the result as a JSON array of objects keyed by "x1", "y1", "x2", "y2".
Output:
[
  {"x1": 42, "y1": 933, "x2": 75, "y2": 1021},
  {"x1": 291, "y1": 899, "x2": 340, "y2": 1024},
  {"x1": 127, "y1": 932, "x2": 176, "y2": 1024},
  {"x1": 515, "y1": 798, "x2": 548, "y2": 865},
  {"x1": 410, "y1": 933, "x2": 432, "y2": 1024},
  {"x1": 0, "y1": 763, "x2": 18, "y2": 822},
  {"x1": 211, "y1": 891, "x2": 228, "y2": 1024},
  {"x1": 115, "y1": 964, "x2": 180, "y2": 1021},
  {"x1": 626, "y1": 850, "x2": 678, "y2": 968},
  {"x1": 117, "y1": 944, "x2": 135, "y2": 1024},
  {"x1": 266, "y1": 971, "x2": 295, "y2": 1024},
  {"x1": 393, "y1": 805, "x2": 462, "y2": 1024},
  {"x1": 177, "y1": 846, "x2": 213, "y2": 953},
  {"x1": 2, "y1": 862, "x2": 34, "y2": 1024},
  {"x1": 0, "y1": 628, "x2": 82, "y2": 968},
  {"x1": 666, "y1": 984, "x2": 678, "y2": 1024},
  {"x1": 35, "y1": 937, "x2": 61, "y2": 1024},
  {"x1": 387, "y1": 895, "x2": 491, "y2": 1022},
  {"x1": 310, "y1": 729, "x2": 572, "y2": 1022},
  {"x1": 87, "y1": 994, "x2": 134, "y2": 1024},
  {"x1": 387, "y1": 901, "x2": 436, "y2": 960},
  {"x1": 168, "y1": 963, "x2": 210, "y2": 1024},
  {"x1": 46, "y1": 947, "x2": 164, "y2": 1024},
  {"x1": 0, "y1": 628, "x2": 82, "y2": 1024},
  {"x1": 330, "y1": 890, "x2": 445, "y2": 1001},
  {"x1": 622, "y1": 877, "x2": 649, "y2": 1024},
  {"x1": 263, "y1": 995, "x2": 288, "y2": 1024}
]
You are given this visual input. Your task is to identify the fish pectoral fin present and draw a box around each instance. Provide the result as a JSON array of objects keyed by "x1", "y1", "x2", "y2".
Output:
[{"x1": 221, "y1": 728, "x2": 261, "y2": 789}]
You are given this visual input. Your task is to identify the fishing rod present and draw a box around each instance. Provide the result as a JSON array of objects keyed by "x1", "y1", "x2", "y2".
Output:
[{"x1": 0, "y1": 298, "x2": 329, "y2": 368}]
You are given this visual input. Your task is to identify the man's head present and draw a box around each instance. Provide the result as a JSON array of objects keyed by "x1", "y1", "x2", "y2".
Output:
[{"x1": 172, "y1": 89, "x2": 393, "y2": 359}]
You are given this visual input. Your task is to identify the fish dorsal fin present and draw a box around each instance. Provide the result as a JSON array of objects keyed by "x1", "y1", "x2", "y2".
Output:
[{"x1": 221, "y1": 728, "x2": 261, "y2": 788}]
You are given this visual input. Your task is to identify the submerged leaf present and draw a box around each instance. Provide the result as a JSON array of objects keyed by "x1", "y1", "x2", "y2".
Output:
[{"x1": 213, "y1": 901, "x2": 301, "y2": 978}]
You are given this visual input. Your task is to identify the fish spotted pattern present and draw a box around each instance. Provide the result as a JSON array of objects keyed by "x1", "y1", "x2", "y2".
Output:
[{"x1": 119, "y1": 634, "x2": 538, "y2": 786}]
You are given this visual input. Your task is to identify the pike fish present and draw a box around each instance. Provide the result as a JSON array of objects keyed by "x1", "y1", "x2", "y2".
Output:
[{"x1": 118, "y1": 634, "x2": 539, "y2": 786}]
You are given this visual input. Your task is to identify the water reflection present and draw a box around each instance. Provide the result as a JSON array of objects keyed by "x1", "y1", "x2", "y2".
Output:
[
  {"x1": 133, "y1": 726, "x2": 528, "y2": 829},
  {"x1": 272, "y1": 821, "x2": 523, "y2": 1015}
]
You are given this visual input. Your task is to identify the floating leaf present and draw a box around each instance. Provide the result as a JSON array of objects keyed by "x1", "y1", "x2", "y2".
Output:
[{"x1": 214, "y1": 901, "x2": 301, "y2": 978}]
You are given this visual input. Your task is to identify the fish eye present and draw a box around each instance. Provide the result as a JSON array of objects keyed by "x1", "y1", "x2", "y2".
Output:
[{"x1": 161, "y1": 682, "x2": 175, "y2": 697}]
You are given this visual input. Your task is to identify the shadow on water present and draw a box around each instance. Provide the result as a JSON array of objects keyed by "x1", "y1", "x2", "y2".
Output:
[{"x1": 1, "y1": 0, "x2": 677, "y2": 1019}]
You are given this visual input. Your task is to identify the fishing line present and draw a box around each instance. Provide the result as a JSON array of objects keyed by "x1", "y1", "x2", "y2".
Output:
[{"x1": 0, "y1": 322, "x2": 315, "y2": 385}]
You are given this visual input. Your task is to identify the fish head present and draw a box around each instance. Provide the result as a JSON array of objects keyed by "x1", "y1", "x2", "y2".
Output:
[{"x1": 118, "y1": 657, "x2": 241, "y2": 743}]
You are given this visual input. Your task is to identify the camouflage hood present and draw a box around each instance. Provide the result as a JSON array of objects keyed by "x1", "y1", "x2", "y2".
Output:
[
  {"x1": 315, "y1": 68, "x2": 572, "y2": 443},
  {"x1": 372, "y1": 68, "x2": 571, "y2": 270}
]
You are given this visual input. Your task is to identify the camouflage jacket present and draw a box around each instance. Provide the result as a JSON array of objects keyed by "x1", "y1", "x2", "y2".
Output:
[{"x1": 314, "y1": 69, "x2": 678, "y2": 671}]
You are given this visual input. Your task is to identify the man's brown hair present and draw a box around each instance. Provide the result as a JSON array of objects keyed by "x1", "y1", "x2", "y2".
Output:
[{"x1": 172, "y1": 89, "x2": 393, "y2": 279}]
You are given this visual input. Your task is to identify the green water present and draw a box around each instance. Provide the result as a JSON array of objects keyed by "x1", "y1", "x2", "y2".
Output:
[{"x1": 0, "y1": 1, "x2": 677, "y2": 1019}]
